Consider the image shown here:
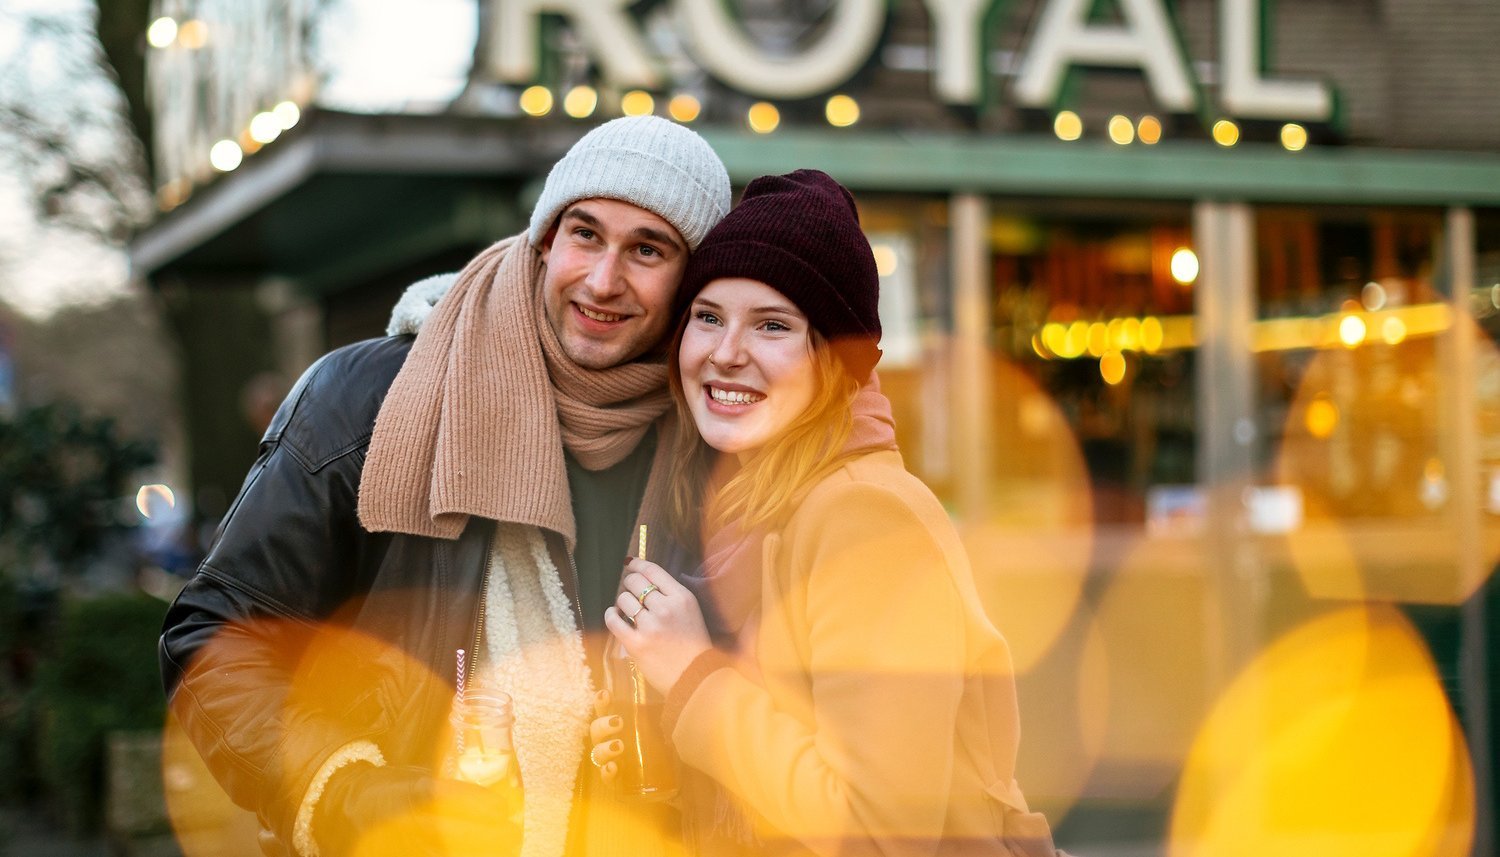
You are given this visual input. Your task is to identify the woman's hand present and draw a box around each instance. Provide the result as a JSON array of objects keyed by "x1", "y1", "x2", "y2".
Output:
[
  {"x1": 604, "y1": 558, "x2": 713, "y2": 693},
  {"x1": 587, "y1": 689, "x2": 623, "y2": 783}
]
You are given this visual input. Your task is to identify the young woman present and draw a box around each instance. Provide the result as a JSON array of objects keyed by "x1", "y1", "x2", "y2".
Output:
[{"x1": 592, "y1": 171, "x2": 1059, "y2": 856}]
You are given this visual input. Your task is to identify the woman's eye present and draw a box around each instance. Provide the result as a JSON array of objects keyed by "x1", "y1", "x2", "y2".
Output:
[
  {"x1": 694, "y1": 311, "x2": 721, "y2": 325},
  {"x1": 762, "y1": 320, "x2": 790, "y2": 332}
]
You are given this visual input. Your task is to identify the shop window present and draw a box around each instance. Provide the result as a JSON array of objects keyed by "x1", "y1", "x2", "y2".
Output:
[{"x1": 986, "y1": 202, "x2": 1197, "y2": 527}]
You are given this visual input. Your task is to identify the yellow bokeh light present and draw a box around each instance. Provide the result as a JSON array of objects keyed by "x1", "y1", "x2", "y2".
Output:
[
  {"x1": 1100, "y1": 350, "x2": 1127, "y2": 385},
  {"x1": 1063, "y1": 321, "x2": 1089, "y2": 358},
  {"x1": 620, "y1": 90, "x2": 654, "y2": 117},
  {"x1": 1140, "y1": 316, "x2": 1165, "y2": 352},
  {"x1": 1107, "y1": 114, "x2": 1135, "y2": 145},
  {"x1": 1086, "y1": 322, "x2": 1109, "y2": 357},
  {"x1": 518, "y1": 85, "x2": 553, "y2": 117},
  {"x1": 563, "y1": 86, "x2": 598, "y2": 119},
  {"x1": 1382, "y1": 315, "x2": 1408, "y2": 345},
  {"x1": 273, "y1": 100, "x2": 300, "y2": 129},
  {"x1": 1281, "y1": 122, "x2": 1309, "y2": 152},
  {"x1": 1031, "y1": 333, "x2": 1050, "y2": 359},
  {"x1": 1042, "y1": 322, "x2": 1067, "y2": 356},
  {"x1": 1170, "y1": 247, "x2": 1199, "y2": 284},
  {"x1": 748, "y1": 101, "x2": 780, "y2": 134},
  {"x1": 825, "y1": 94, "x2": 860, "y2": 127},
  {"x1": 668, "y1": 93, "x2": 701, "y2": 123},
  {"x1": 1169, "y1": 606, "x2": 1473, "y2": 857},
  {"x1": 870, "y1": 243, "x2": 898, "y2": 276},
  {"x1": 1120, "y1": 317, "x2": 1141, "y2": 351},
  {"x1": 1053, "y1": 110, "x2": 1083, "y2": 141},
  {"x1": 147, "y1": 17, "x2": 177, "y2": 49},
  {"x1": 1339, "y1": 313, "x2": 1367, "y2": 347},
  {"x1": 209, "y1": 139, "x2": 242, "y2": 172},
  {"x1": 1212, "y1": 119, "x2": 1240, "y2": 147},
  {"x1": 962, "y1": 358, "x2": 1094, "y2": 677},
  {"x1": 177, "y1": 19, "x2": 208, "y2": 50},
  {"x1": 1304, "y1": 395, "x2": 1339, "y2": 439},
  {"x1": 248, "y1": 112, "x2": 282, "y2": 144},
  {"x1": 136, "y1": 484, "x2": 176, "y2": 518},
  {"x1": 1137, "y1": 114, "x2": 1162, "y2": 144}
]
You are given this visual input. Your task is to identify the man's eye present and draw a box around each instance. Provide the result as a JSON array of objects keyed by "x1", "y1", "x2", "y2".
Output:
[
  {"x1": 639, "y1": 244, "x2": 659, "y2": 257},
  {"x1": 575, "y1": 228, "x2": 595, "y2": 240}
]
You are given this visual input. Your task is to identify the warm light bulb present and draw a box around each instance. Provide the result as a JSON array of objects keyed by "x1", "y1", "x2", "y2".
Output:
[
  {"x1": 1212, "y1": 119, "x2": 1240, "y2": 147},
  {"x1": 1280, "y1": 122, "x2": 1308, "y2": 152},
  {"x1": 871, "y1": 243, "x2": 898, "y2": 276},
  {"x1": 1338, "y1": 314, "x2": 1367, "y2": 347},
  {"x1": 668, "y1": 94, "x2": 701, "y2": 123},
  {"x1": 249, "y1": 112, "x2": 282, "y2": 144},
  {"x1": 147, "y1": 17, "x2": 178, "y2": 48},
  {"x1": 563, "y1": 86, "x2": 598, "y2": 119},
  {"x1": 621, "y1": 90, "x2": 654, "y2": 117},
  {"x1": 1054, "y1": 110, "x2": 1082, "y2": 141},
  {"x1": 1170, "y1": 248, "x2": 1199, "y2": 285},
  {"x1": 825, "y1": 94, "x2": 860, "y2": 127},
  {"x1": 1108, "y1": 114, "x2": 1134, "y2": 145},
  {"x1": 518, "y1": 86, "x2": 553, "y2": 116},
  {"x1": 210, "y1": 139, "x2": 243, "y2": 172},
  {"x1": 1100, "y1": 351, "x2": 1127, "y2": 385},
  {"x1": 273, "y1": 101, "x2": 301, "y2": 129},
  {"x1": 1137, "y1": 115, "x2": 1162, "y2": 144},
  {"x1": 748, "y1": 102, "x2": 780, "y2": 134}
]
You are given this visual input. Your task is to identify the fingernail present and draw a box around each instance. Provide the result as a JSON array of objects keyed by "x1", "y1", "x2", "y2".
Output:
[
  {"x1": 624, "y1": 556, "x2": 634, "y2": 565},
  {"x1": 609, "y1": 740, "x2": 622, "y2": 752},
  {"x1": 608, "y1": 716, "x2": 621, "y2": 728}
]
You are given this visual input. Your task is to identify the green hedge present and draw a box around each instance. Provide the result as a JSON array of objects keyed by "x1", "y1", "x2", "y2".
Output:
[{"x1": 31, "y1": 592, "x2": 167, "y2": 832}]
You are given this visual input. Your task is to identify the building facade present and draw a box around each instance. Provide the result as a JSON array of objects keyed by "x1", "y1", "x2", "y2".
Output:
[{"x1": 134, "y1": 1, "x2": 1500, "y2": 852}]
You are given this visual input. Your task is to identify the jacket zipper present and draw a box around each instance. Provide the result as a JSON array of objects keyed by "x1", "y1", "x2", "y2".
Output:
[{"x1": 465, "y1": 539, "x2": 492, "y2": 690}]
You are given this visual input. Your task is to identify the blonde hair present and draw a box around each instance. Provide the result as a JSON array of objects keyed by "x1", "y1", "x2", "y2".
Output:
[{"x1": 667, "y1": 322, "x2": 862, "y2": 536}]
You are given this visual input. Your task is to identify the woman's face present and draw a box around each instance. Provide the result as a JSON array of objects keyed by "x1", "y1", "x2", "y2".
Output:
[{"x1": 679, "y1": 278, "x2": 819, "y2": 460}]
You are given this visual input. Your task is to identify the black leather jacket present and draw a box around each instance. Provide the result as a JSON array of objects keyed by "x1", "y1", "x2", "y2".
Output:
[{"x1": 159, "y1": 335, "x2": 581, "y2": 852}]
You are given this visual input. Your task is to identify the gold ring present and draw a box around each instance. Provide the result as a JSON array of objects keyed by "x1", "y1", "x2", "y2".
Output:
[
  {"x1": 625, "y1": 606, "x2": 642, "y2": 625},
  {"x1": 636, "y1": 583, "x2": 659, "y2": 604}
]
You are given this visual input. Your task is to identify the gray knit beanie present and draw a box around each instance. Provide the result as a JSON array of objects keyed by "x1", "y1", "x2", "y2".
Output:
[{"x1": 527, "y1": 116, "x2": 731, "y2": 251}]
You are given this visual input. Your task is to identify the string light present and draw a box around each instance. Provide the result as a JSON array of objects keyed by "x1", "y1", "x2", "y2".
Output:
[
  {"x1": 273, "y1": 101, "x2": 300, "y2": 129},
  {"x1": 563, "y1": 86, "x2": 598, "y2": 119},
  {"x1": 621, "y1": 90, "x2": 654, "y2": 117},
  {"x1": 1054, "y1": 110, "x2": 1082, "y2": 141},
  {"x1": 147, "y1": 17, "x2": 177, "y2": 48},
  {"x1": 668, "y1": 94, "x2": 701, "y2": 123},
  {"x1": 748, "y1": 102, "x2": 780, "y2": 134},
  {"x1": 825, "y1": 94, "x2": 860, "y2": 127},
  {"x1": 518, "y1": 86, "x2": 552, "y2": 116},
  {"x1": 1107, "y1": 114, "x2": 1134, "y2": 145},
  {"x1": 1281, "y1": 122, "x2": 1308, "y2": 151},
  {"x1": 1212, "y1": 119, "x2": 1240, "y2": 147},
  {"x1": 1137, "y1": 115, "x2": 1162, "y2": 144},
  {"x1": 209, "y1": 139, "x2": 243, "y2": 172}
]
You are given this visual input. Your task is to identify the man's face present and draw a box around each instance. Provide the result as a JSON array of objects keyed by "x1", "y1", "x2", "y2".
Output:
[{"x1": 539, "y1": 199, "x2": 688, "y2": 370}]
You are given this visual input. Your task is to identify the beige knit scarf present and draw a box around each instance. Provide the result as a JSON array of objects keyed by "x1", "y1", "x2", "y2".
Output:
[{"x1": 357, "y1": 233, "x2": 674, "y2": 547}]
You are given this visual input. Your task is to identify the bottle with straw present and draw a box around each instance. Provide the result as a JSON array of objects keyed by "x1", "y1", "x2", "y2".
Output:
[{"x1": 448, "y1": 648, "x2": 522, "y2": 801}]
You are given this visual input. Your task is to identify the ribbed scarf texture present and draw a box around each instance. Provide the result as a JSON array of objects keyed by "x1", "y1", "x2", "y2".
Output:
[{"x1": 358, "y1": 233, "x2": 674, "y2": 548}]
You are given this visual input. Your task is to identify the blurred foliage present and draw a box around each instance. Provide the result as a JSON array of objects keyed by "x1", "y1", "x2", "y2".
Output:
[
  {"x1": 0, "y1": 401, "x2": 155, "y2": 581},
  {"x1": 31, "y1": 592, "x2": 166, "y2": 832}
]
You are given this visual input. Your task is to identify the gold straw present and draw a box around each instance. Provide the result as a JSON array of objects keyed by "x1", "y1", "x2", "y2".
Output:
[{"x1": 637, "y1": 524, "x2": 648, "y2": 560}]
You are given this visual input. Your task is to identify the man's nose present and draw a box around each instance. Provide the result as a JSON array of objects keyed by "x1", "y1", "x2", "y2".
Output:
[{"x1": 583, "y1": 250, "x2": 626, "y2": 297}]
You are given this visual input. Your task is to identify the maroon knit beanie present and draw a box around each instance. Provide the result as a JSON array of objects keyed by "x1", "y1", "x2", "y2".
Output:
[{"x1": 677, "y1": 169, "x2": 882, "y2": 381}]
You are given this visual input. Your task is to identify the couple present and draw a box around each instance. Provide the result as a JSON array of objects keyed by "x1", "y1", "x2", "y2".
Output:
[{"x1": 161, "y1": 116, "x2": 1057, "y2": 857}]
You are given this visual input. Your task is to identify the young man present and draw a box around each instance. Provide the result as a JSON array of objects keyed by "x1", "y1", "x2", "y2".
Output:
[{"x1": 160, "y1": 116, "x2": 731, "y2": 857}]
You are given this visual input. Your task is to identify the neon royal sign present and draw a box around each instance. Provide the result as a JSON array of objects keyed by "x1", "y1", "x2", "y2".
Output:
[{"x1": 486, "y1": 0, "x2": 1335, "y2": 122}]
